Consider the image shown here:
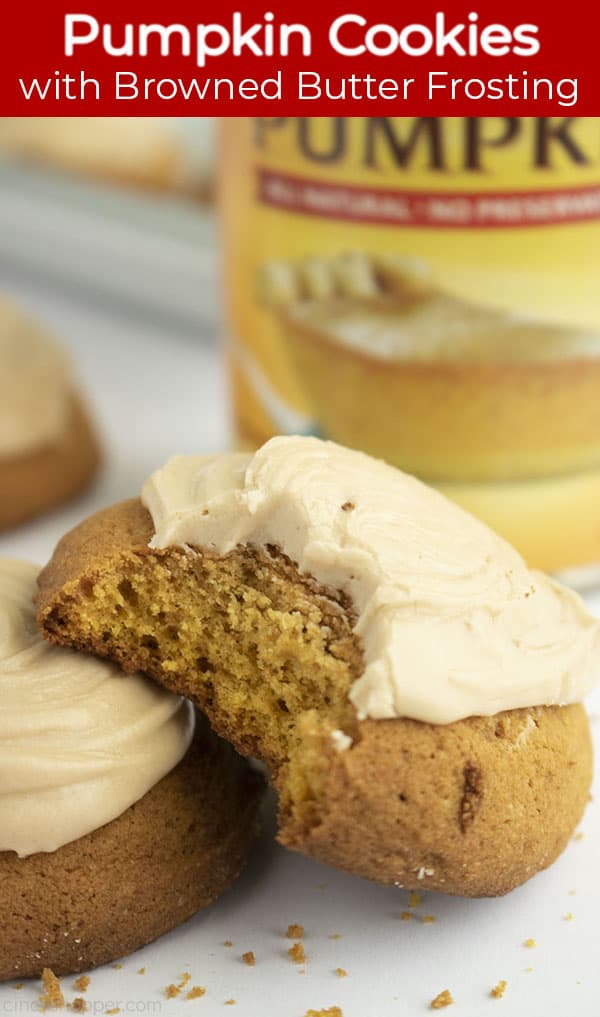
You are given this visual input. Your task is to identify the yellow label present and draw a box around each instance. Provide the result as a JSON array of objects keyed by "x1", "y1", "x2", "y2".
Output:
[{"x1": 221, "y1": 117, "x2": 600, "y2": 572}]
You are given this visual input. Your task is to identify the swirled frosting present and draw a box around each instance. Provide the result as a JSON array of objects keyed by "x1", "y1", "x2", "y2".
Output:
[
  {"x1": 142, "y1": 436, "x2": 600, "y2": 725},
  {"x1": 0, "y1": 559, "x2": 194, "y2": 857},
  {"x1": 0, "y1": 296, "x2": 72, "y2": 457}
]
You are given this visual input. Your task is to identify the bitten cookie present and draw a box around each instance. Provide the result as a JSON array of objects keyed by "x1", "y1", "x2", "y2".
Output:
[
  {"x1": 37, "y1": 437, "x2": 598, "y2": 898},
  {"x1": 0, "y1": 560, "x2": 263, "y2": 981},
  {"x1": 0, "y1": 296, "x2": 101, "y2": 532}
]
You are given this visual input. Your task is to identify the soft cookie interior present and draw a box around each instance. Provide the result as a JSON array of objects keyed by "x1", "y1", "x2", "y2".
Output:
[
  {"x1": 37, "y1": 498, "x2": 593, "y2": 898},
  {"x1": 37, "y1": 500, "x2": 362, "y2": 797}
]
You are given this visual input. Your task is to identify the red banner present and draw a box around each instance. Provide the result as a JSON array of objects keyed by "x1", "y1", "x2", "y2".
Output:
[{"x1": 0, "y1": 1, "x2": 595, "y2": 116}]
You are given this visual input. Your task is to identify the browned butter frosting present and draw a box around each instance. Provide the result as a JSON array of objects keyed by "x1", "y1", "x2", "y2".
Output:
[
  {"x1": 0, "y1": 559, "x2": 194, "y2": 857},
  {"x1": 0, "y1": 296, "x2": 72, "y2": 458},
  {"x1": 142, "y1": 436, "x2": 600, "y2": 725}
]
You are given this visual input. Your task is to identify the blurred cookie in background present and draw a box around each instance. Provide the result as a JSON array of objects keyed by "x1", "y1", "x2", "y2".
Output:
[
  {"x1": 0, "y1": 295, "x2": 101, "y2": 532},
  {"x1": 0, "y1": 118, "x2": 214, "y2": 200}
]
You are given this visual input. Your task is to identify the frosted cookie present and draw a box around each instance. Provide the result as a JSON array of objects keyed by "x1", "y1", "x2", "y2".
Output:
[
  {"x1": 36, "y1": 437, "x2": 598, "y2": 897},
  {"x1": 0, "y1": 560, "x2": 263, "y2": 981},
  {"x1": 0, "y1": 118, "x2": 214, "y2": 198},
  {"x1": 0, "y1": 295, "x2": 101, "y2": 532}
]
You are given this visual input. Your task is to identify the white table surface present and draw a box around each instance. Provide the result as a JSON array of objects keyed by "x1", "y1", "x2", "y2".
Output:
[{"x1": 1, "y1": 277, "x2": 599, "y2": 1017}]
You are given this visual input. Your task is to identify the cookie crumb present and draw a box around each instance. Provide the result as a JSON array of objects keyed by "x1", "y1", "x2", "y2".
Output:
[
  {"x1": 286, "y1": 924, "x2": 304, "y2": 939},
  {"x1": 341, "y1": 502, "x2": 355, "y2": 512},
  {"x1": 305, "y1": 1010, "x2": 343, "y2": 1017},
  {"x1": 242, "y1": 951, "x2": 256, "y2": 966},
  {"x1": 223, "y1": 940, "x2": 233, "y2": 948},
  {"x1": 74, "y1": 976, "x2": 90, "y2": 994},
  {"x1": 335, "y1": 968, "x2": 347, "y2": 978},
  {"x1": 40, "y1": 969, "x2": 65, "y2": 1010},
  {"x1": 408, "y1": 891, "x2": 421, "y2": 909},
  {"x1": 165, "y1": 984, "x2": 180, "y2": 999},
  {"x1": 186, "y1": 987, "x2": 206, "y2": 1001},
  {"x1": 523, "y1": 938, "x2": 536, "y2": 949},
  {"x1": 400, "y1": 912, "x2": 413, "y2": 921},
  {"x1": 14, "y1": 984, "x2": 23, "y2": 991},
  {"x1": 137, "y1": 968, "x2": 146, "y2": 976},
  {"x1": 490, "y1": 981, "x2": 507, "y2": 999},
  {"x1": 105, "y1": 1010, "x2": 120, "y2": 1015},
  {"x1": 574, "y1": 831, "x2": 584, "y2": 842},
  {"x1": 288, "y1": 942, "x2": 307, "y2": 964},
  {"x1": 422, "y1": 915, "x2": 436, "y2": 924},
  {"x1": 178, "y1": 974, "x2": 191, "y2": 990},
  {"x1": 525, "y1": 968, "x2": 533, "y2": 974},
  {"x1": 564, "y1": 913, "x2": 574, "y2": 922},
  {"x1": 329, "y1": 934, "x2": 341, "y2": 941},
  {"x1": 225, "y1": 1001, "x2": 236, "y2": 1007},
  {"x1": 112, "y1": 964, "x2": 122, "y2": 971},
  {"x1": 430, "y1": 989, "x2": 454, "y2": 1009},
  {"x1": 72, "y1": 999, "x2": 86, "y2": 1013}
]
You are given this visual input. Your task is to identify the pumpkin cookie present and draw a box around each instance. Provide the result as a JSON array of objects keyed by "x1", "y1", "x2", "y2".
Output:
[
  {"x1": 0, "y1": 296, "x2": 100, "y2": 532},
  {"x1": 36, "y1": 437, "x2": 598, "y2": 897},
  {"x1": 0, "y1": 559, "x2": 263, "y2": 981}
]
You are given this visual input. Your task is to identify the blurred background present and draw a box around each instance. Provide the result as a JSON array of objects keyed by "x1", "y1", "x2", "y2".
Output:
[
  {"x1": 1, "y1": 118, "x2": 600, "y2": 1017},
  {"x1": 0, "y1": 116, "x2": 222, "y2": 561},
  {"x1": 2, "y1": 116, "x2": 599, "y2": 589}
]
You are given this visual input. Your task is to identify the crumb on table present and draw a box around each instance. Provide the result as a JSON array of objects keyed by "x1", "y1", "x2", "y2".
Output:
[
  {"x1": 105, "y1": 1009, "x2": 120, "y2": 1015},
  {"x1": 329, "y1": 934, "x2": 341, "y2": 941},
  {"x1": 523, "y1": 938, "x2": 536, "y2": 949},
  {"x1": 304, "y1": 1009, "x2": 343, "y2": 1017},
  {"x1": 72, "y1": 999, "x2": 87, "y2": 1013},
  {"x1": 286, "y1": 924, "x2": 304, "y2": 939},
  {"x1": 40, "y1": 969, "x2": 65, "y2": 1010},
  {"x1": 14, "y1": 984, "x2": 23, "y2": 991},
  {"x1": 430, "y1": 989, "x2": 454, "y2": 1009},
  {"x1": 74, "y1": 976, "x2": 90, "y2": 994},
  {"x1": 186, "y1": 987, "x2": 206, "y2": 1001},
  {"x1": 165, "y1": 984, "x2": 180, "y2": 999},
  {"x1": 225, "y1": 1001, "x2": 236, "y2": 1007},
  {"x1": 177, "y1": 974, "x2": 191, "y2": 990},
  {"x1": 223, "y1": 940, "x2": 233, "y2": 948},
  {"x1": 288, "y1": 942, "x2": 307, "y2": 964},
  {"x1": 422, "y1": 915, "x2": 436, "y2": 924},
  {"x1": 564, "y1": 913, "x2": 574, "y2": 922},
  {"x1": 112, "y1": 964, "x2": 122, "y2": 971},
  {"x1": 400, "y1": 911, "x2": 413, "y2": 921},
  {"x1": 137, "y1": 968, "x2": 146, "y2": 976},
  {"x1": 242, "y1": 951, "x2": 256, "y2": 966},
  {"x1": 335, "y1": 968, "x2": 347, "y2": 978},
  {"x1": 408, "y1": 891, "x2": 421, "y2": 909},
  {"x1": 490, "y1": 980, "x2": 507, "y2": 999}
]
